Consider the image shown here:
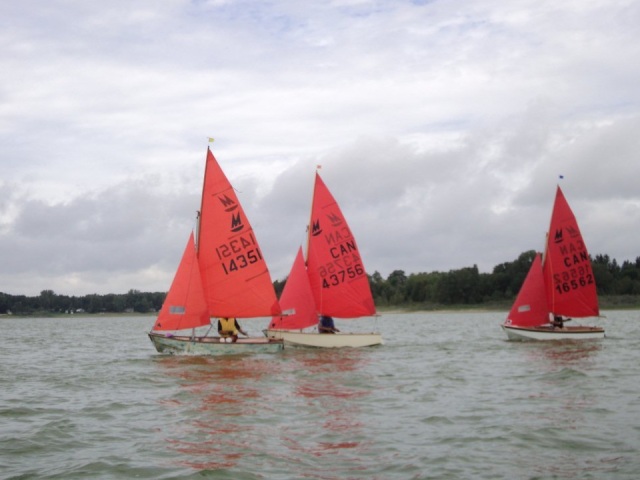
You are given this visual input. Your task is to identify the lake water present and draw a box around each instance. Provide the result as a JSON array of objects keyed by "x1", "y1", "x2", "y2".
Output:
[{"x1": 1, "y1": 311, "x2": 639, "y2": 479}]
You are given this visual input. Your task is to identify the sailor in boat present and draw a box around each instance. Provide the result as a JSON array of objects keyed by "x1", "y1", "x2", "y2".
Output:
[
  {"x1": 318, "y1": 315, "x2": 340, "y2": 334},
  {"x1": 551, "y1": 314, "x2": 569, "y2": 329},
  {"x1": 218, "y1": 317, "x2": 248, "y2": 343}
]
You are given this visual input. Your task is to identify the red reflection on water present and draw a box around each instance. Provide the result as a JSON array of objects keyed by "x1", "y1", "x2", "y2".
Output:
[
  {"x1": 318, "y1": 441, "x2": 360, "y2": 450},
  {"x1": 153, "y1": 354, "x2": 283, "y2": 471},
  {"x1": 521, "y1": 341, "x2": 603, "y2": 372},
  {"x1": 294, "y1": 348, "x2": 367, "y2": 373},
  {"x1": 153, "y1": 349, "x2": 374, "y2": 474},
  {"x1": 295, "y1": 383, "x2": 367, "y2": 400},
  {"x1": 517, "y1": 341, "x2": 604, "y2": 434},
  {"x1": 276, "y1": 349, "x2": 371, "y2": 462},
  {"x1": 167, "y1": 438, "x2": 243, "y2": 470},
  {"x1": 540, "y1": 342, "x2": 602, "y2": 363}
]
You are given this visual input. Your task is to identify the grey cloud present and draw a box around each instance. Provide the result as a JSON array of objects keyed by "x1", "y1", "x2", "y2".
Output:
[{"x1": 2, "y1": 1, "x2": 640, "y2": 295}]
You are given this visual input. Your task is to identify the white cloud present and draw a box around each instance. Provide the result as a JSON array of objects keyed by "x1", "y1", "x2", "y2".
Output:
[{"x1": 1, "y1": 0, "x2": 639, "y2": 295}]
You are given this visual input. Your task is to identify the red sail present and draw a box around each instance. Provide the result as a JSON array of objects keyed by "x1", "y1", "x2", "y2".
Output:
[
  {"x1": 153, "y1": 232, "x2": 210, "y2": 331},
  {"x1": 505, "y1": 253, "x2": 550, "y2": 327},
  {"x1": 306, "y1": 172, "x2": 376, "y2": 317},
  {"x1": 197, "y1": 148, "x2": 281, "y2": 318},
  {"x1": 269, "y1": 247, "x2": 318, "y2": 330},
  {"x1": 542, "y1": 186, "x2": 599, "y2": 318}
]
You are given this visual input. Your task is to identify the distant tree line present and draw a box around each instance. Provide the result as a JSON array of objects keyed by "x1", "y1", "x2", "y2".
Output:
[
  {"x1": 0, "y1": 289, "x2": 166, "y2": 316},
  {"x1": 2, "y1": 252, "x2": 640, "y2": 316},
  {"x1": 365, "y1": 251, "x2": 640, "y2": 310}
]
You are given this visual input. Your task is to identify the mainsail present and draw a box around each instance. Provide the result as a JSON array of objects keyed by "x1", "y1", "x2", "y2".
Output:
[
  {"x1": 197, "y1": 148, "x2": 281, "y2": 318},
  {"x1": 153, "y1": 232, "x2": 209, "y2": 331},
  {"x1": 542, "y1": 186, "x2": 599, "y2": 318},
  {"x1": 305, "y1": 172, "x2": 376, "y2": 318}
]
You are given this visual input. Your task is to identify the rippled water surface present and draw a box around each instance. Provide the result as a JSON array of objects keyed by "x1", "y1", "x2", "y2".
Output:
[{"x1": 1, "y1": 311, "x2": 639, "y2": 479}]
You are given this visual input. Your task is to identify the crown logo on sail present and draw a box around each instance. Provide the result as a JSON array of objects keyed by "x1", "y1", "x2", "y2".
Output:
[
  {"x1": 218, "y1": 194, "x2": 238, "y2": 212},
  {"x1": 566, "y1": 225, "x2": 580, "y2": 238},
  {"x1": 553, "y1": 228, "x2": 563, "y2": 244},
  {"x1": 231, "y1": 212, "x2": 244, "y2": 232},
  {"x1": 311, "y1": 219, "x2": 322, "y2": 236},
  {"x1": 327, "y1": 212, "x2": 342, "y2": 227}
]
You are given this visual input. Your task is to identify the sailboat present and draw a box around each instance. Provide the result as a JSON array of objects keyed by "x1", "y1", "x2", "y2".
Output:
[
  {"x1": 502, "y1": 185, "x2": 605, "y2": 341},
  {"x1": 148, "y1": 147, "x2": 284, "y2": 354},
  {"x1": 266, "y1": 172, "x2": 383, "y2": 348}
]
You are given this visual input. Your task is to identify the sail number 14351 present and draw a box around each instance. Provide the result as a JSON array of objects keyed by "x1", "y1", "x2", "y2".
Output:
[{"x1": 215, "y1": 233, "x2": 263, "y2": 275}]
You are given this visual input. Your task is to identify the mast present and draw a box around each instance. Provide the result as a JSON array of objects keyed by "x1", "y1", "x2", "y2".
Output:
[
  {"x1": 305, "y1": 169, "x2": 321, "y2": 265},
  {"x1": 195, "y1": 147, "x2": 213, "y2": 256},
  {"x1": 195, "y1": 210, "x2": 201, "y2": 253}
]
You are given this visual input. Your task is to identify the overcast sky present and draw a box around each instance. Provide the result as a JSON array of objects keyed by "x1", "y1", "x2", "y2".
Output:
[{"x1": 2, "y1": 0, "x2": 639, "y2": 296}]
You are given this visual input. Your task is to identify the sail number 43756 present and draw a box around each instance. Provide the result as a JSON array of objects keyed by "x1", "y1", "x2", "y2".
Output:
[{"x1": 321, "y1": 263, "x2": 365, "y2": 288}]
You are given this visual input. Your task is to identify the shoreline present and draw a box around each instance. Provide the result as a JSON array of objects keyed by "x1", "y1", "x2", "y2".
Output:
[{"x1": 3, "y1": 302, "x2": 638, "y2": 319}]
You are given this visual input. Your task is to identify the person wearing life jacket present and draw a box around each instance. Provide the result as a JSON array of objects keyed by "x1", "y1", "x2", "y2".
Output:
[{"x1": 217, "y1": 317, "x2": 248, "y2": 342}]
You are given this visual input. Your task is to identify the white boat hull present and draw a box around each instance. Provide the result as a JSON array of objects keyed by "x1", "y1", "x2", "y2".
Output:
[
  {"x1": 501, "y1": 324, "x2": 605, "y2": 341},
  {"x1": 148, "y1": 332, "x2": 284, "y2": 355},
  {"x1": 265, "y1": 329, "x2": 383, "y2": 348}
]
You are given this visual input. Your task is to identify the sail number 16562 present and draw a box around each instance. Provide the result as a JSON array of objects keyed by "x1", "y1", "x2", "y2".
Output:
[
  {"x1": 554, "y1": 274, "x2": 594, "y2": 294},
  {"x1": 552, "y1": 266, "x2": 595, "y2": 295}
]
